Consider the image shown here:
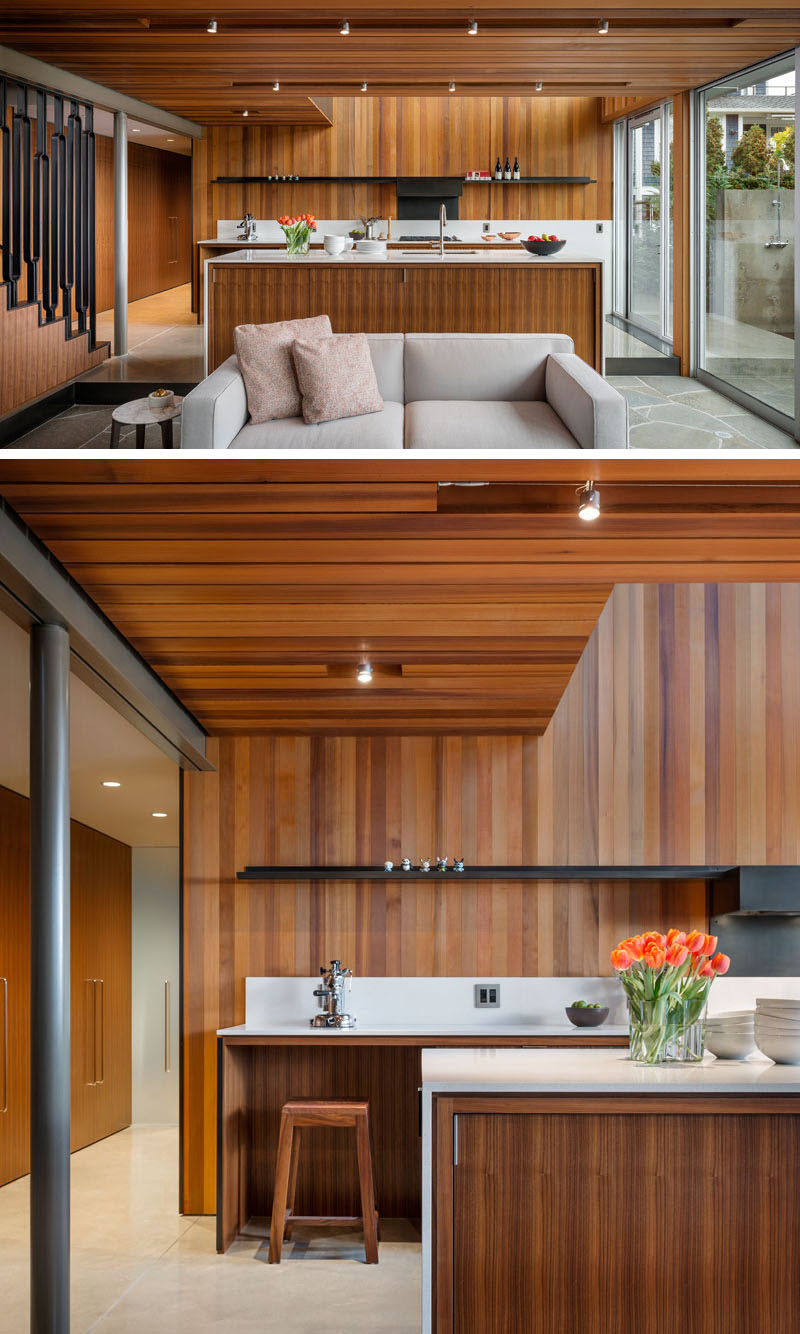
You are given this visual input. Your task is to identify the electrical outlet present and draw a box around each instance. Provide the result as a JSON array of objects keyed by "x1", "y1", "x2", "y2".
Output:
[
  {"x1": 474, "y1": 983, "x2": 501, "y2": 1008},
  {"x1": 482, "y1": 221, "x2": 490, "y2": 233},
  {"x1": 596, "y1": 222, "x2": 604, "y2": 233}
]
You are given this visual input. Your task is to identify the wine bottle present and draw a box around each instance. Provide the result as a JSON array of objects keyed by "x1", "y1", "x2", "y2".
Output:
[
  {"x1": 494, "y1": 156, "x2": 503, "y2": 181},
  {"x1": 513, "y1": 156, "x2": 521, "y2": 181},
  {"x1": 504, "y1": 156, "x2": 512, "y2": 181}
]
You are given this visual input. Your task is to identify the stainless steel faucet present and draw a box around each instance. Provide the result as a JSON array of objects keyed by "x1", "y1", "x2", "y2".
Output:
[
  {"x1": 238, "y1": 212, "x2": 256, "y2": 241},
  {"x1": 439, "y1": 202, "x2": 447, "y2": 257},
  {"x1": 310, "y1": 959, "x2": 356, "y2": 1028}
]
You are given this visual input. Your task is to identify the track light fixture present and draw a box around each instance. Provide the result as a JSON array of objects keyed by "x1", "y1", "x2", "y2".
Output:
[
  {"x1": 597, "y1": 18, "x2": 609, "y2": 34},
  {"x1": 206, "y1": 18, "x2": 217, "y2": 33},
  {"x1": 272, "y1": 81, "x2": 280, "y2": 91},
  {"x1": 340, "y1": 18, "x2": 350, "y2": 34},
  {"x1": 535, "y1": 81, "x2": 543, "y2": 92},
  {"x1": 468, "y1": 19, "x2": 478, "y2": 35},
  {"x1": 448, "y1": 81, "x2": 456, "y2": 92},
  {"x1": 577, "y1": 481, "x2": 601, "y2": 522},
  {"x1": 361, "y1": 81, "x2": 368, "y2": 91},
  {"x1": 357, "y1": 662, "x2": 373, "y2": 684},
  {"x1": 242, "y1": 109, "x2": 249, "y2": 117}
]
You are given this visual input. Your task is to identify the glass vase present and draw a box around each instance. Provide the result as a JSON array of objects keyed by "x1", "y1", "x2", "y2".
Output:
[
  {"x1": 284, "y1": 232, "x2": 311, "y2": 256},
  {"x1": 628, "y1": 996, "x2": 707, "y2": 1065}
]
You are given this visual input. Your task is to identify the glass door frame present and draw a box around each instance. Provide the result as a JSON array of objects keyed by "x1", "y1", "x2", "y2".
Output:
[
  {"x1": 693, "y1": 48, "x2": 799, "y2": 440},
  {"x1": 626, "y1": 103, "x2": 673, "y2": 343}
]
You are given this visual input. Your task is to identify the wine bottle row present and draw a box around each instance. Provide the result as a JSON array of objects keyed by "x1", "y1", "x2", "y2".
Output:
[{"x1": 494, "y1": 156, "x2": 521, "y2": 181}]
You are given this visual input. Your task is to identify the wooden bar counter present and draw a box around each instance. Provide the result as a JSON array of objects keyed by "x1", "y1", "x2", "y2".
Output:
[
  {"x1": 204, "y1": 249, "x2": 603, "y2": 374},
  {"x1": 422, "y1": 1048, "x2": 800, "y2": 1334},
  {"x1": 215, "y1": 1026, "x2": 626, "y2": 1254}
]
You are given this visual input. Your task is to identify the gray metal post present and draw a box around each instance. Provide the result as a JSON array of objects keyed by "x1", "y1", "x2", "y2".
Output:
[
  {"x1": 30, "y1": 622, "x2": 71, "y2": 1334},
  {"x1": 113, "y1": 110, "x2": 128, "y2": 356}
]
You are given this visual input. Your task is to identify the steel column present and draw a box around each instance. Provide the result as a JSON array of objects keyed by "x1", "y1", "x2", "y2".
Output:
[
  {"x1": 113, "y1": 110, "x2": 128, "y2": 356},
  {"x1": 29, "y1": 622, "x2": 71, "y2": 1334}
]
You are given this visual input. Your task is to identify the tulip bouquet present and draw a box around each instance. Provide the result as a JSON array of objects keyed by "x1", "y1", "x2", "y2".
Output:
[
  {"x1": 277, "y1": 213, "x2": 317, "y2": 255},
  {"x1": 611, "y1": 930, "x2": 731, "y2": 1065}
]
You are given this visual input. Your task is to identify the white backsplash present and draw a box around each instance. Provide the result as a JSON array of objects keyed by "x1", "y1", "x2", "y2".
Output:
[{"x1": 243, "y1": 973, "x2": 796, "y2": 1030}]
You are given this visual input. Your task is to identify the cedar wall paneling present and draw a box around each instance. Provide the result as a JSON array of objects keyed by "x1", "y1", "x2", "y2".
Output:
[
  {"x1": 95, "y1": 138, "x2": 192, "y2": 312},
  {"x1": 182, "y1": 580, "x2": 800, "y2": 1213},
  {"x1": 192, "y1": 95, "x2": 613, "y2": 246}
]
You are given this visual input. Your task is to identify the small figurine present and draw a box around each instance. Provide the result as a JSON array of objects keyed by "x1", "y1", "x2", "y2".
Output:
[
  {"x1": 419, "y1": 858, "x2": 431, "y2": 872},
  {"x1": 401, "y1": 857, "x2": 413, "y2": 871},
  {"x1": 454, "y1": 857, "x2": 465, "y2": 872},
  {"x1": 384, "y1": 860, "x2": 394, "y2": 871},
  {"x1": 437, "y1": 857, "x2": 449, "y2": 872}
]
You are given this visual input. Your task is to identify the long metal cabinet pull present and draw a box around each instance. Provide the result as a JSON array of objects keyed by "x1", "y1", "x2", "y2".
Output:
[
  {"x1": 86, "y1": 978, "x2": 96, "y2": 1084},
  {"x1": 95, "y1": 979, "x2": 104, "y2": 1085},
  {"x1": 164, "y1": 980, "x2": 171, "y2": 1073},
  {"x1": 0, "y1": 977, "x2": 8, "y2": 1113}
]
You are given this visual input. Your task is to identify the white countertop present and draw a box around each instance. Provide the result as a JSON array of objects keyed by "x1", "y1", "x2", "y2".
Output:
[
  {"x1": 421, "y1": 1046, "x2": 800, "y2": 1093},
  {"x1": 205, "y1": 247, "x2": 601, "y2": 266},
  {"x1": 217, "y1": 1022, "x2": 628, "y2": 1038}
]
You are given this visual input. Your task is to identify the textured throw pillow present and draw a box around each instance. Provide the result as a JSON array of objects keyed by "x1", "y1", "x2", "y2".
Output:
[
  {"x1": 234, "y1": 315, "x2": 332, "y2": 422},
  {"x1": 291, "y1": 333, "x2": 384, "y2": 425}
]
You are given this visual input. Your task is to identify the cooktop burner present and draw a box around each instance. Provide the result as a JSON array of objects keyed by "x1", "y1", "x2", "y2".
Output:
[{"x1": 397, "y1": 234, "x2": 462, "y2": 242}]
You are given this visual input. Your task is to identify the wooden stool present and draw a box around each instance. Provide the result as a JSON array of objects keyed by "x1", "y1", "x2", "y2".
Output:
[{"x1": 268, "y1": 1098, "x2": 379, "y2": 1264}]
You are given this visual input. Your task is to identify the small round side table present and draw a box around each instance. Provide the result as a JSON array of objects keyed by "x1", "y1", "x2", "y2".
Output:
[{"x1": 110, "y1": 396, "x2": 183, "y2": 449}]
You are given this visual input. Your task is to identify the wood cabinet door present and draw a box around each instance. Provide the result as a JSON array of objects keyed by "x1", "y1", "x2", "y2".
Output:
[
  {"x1": 497, "y1": 265, "x2": 600, "y2": 368},
  {"x1": 402, "y1": 266, "x2": 500, "y2": 333},
  {"x1": 308, "y1": 266, "x2": 404, "y2": 332},
  {"x1": 208, "y1": 265, "x2": 311, "y2": 370},
  {"x1": 0, "y1": 788, "x2": 31, "y2": 1187}
]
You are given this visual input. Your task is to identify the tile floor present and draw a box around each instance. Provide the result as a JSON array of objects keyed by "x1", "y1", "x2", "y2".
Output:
[
  {"x1": 0, "y1": 1126, "x2": 422, "y2": 1333},
  {"x1": 606, "y1": 375, "x2": 797, "y2": 450}
]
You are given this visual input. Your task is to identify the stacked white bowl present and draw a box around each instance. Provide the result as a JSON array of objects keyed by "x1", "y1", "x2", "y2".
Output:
[
  {"x1": 705, "y1": 1009, "x2": 757, "y2": 1060},
  {"x1": 754, "y1": 998, "x2": 800, "y2": 1064}
]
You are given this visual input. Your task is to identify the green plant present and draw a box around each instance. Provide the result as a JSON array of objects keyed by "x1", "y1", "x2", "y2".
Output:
[{"x1": 729, "y1": 125, "x2": 775, "y2": 189}]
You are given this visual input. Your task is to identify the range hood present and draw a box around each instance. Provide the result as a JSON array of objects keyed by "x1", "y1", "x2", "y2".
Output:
[
  {"x1": 396, "y1": 177, "x2": 463, "y2": 220},
  {"x1": 712, "y1": 866, "x2": 800, "y2": 916}
]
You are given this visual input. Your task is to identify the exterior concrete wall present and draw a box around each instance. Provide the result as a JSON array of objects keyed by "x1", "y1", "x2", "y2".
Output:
[{"x1": 709, "y1": 188, "x2": 795, "y2": 337}]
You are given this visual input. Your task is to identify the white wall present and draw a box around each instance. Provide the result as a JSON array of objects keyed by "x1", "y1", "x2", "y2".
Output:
[{"x1": 132, "y1": 847, "x2": 180, "y2": 1124}]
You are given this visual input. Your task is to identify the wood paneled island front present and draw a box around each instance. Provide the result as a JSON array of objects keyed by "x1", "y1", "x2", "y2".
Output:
[{"x1": 204, "y1": 249, "x2": 603, "y2": 373}]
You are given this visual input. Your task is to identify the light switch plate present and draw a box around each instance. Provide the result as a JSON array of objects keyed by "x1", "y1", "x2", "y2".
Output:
[{"x1": 474, "y1": 983, "x2": 501, "y2": 1008}]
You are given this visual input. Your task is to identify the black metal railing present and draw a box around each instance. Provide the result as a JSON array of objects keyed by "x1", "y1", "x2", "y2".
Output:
[{"x1": 1, "y1": 74, "x2": 97, "y2": 349}]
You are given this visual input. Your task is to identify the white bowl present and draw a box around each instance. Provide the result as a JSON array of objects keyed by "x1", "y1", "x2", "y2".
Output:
[
  {"x1": 705, "y1": 1032, "x2": 758, "y2": 1061},
  {"x1": 755, "y1": 1005, "x2": 800, "y2": 1020},
  {"x1": 341, "y1": 237, "x2": 355, "y2": 251},
  {"x1": 707, "y1": 1010, "x2": 755, "y2": 1022},
  {"x1": 756, "y1": 997, "x2": 800, "y2": 1011},
  {"x1": 148, "y1": 388, "x2": 174, "y2": 410},
  {"x1": 755, "y1": 1018, "x2": 800, "y2": 1036},
  {"x1": 323, "y1": 234, "x2": 345, "y2": 255},
  {"x1": 355, "y1": 238, "x2": 387, "y2": 255},
  {"x1": 754, "y1": 1033, "x2": 800, "y2": 1064}
]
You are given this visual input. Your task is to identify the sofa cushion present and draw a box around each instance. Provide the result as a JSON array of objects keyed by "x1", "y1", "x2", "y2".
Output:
[
  {"x1": 228, "y1": 400, "x2": 405, "y2": 450},
  {"x1": 363, "y1": 334, "x2": 405, "y2": 403},
  {"x1": 292, "y1": 332, "x2": 383, "y2": 424},
  {"x1": 403, "y1": 333, "x2": 574, "y2": 404},
  {"x1": 403, "y1": 399, "x2": 580, "y2": 450},
  {"x1": 233, "y1": 314, "x2": 332, "y2": 422}
]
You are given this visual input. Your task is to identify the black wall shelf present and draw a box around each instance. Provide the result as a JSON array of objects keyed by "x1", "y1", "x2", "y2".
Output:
[
  {"x1": 237, "y1": 865, "x2": 735, "y2": 882},
  {"x1": 211, "y1": 175, "x2": 596, "y2": 186}
]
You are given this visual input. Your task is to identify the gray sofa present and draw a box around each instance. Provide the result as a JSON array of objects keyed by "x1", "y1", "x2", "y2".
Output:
[{"x1": 182, "y1": 333, "x2": 628, "y2": 450}]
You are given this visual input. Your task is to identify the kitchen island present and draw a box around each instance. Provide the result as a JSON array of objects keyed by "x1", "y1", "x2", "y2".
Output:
[
  {"x1": 204, "y1": 247, "x2": 603, "y2": 374},
  {"x1": 422, "y1": 1048, "x2": 800, "y2": 1334}
]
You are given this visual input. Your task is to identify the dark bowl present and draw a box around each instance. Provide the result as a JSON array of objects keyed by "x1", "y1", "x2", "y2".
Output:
[
  {"x1": 566, "y1": 1005, "x2": 609, "y2": 1028},
  {"x1": 520, "y1": 238, "x2": 566, "y2": 256}
]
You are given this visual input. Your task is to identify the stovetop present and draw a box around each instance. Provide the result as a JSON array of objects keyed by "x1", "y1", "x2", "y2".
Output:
[{"x1": 397, "y1": 234, "x2": 462, "y2": 242}]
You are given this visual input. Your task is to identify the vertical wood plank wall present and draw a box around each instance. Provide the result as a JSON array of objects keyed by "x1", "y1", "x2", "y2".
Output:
[
  {"x1": 182, "y1": 580, "x2": 800, "y2": 1214},
  {"x1": 192, "y1": 95, "x2": 613, "y2": 246}
]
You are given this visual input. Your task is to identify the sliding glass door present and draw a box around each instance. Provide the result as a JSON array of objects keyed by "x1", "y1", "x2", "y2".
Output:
[
  {"x1": 627, "y1": 105, "x2": 673, "y2": 341},
  {"x1": 697, "y1": 54, "x2": 796, "y2": 427}
]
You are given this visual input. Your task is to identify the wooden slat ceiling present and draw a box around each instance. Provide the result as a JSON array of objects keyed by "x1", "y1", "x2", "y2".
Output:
[
  {"x1": 6, "y1": 467, "x2": 800, "y2": 736},
  {"x1": 3, "y1": 4, "x2": 799, "y2": 120}
]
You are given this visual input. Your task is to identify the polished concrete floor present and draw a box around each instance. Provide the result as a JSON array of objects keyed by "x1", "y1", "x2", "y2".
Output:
[
  {"x1": 86, "y1": 285, "x2": 204, "y2": 385},
  {"x1": 0, "y1": 1126, "x2": 421, "y2": 1332}
]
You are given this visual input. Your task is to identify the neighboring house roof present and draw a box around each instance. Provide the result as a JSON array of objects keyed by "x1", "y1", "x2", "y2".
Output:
[{"x1": 707, "y1": 96, "x2": 795, "y2": 114}]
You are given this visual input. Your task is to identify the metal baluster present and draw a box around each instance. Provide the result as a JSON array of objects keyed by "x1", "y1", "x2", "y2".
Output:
[
  {"x1": 50, "y1": 94, "x2": 63, "y2": 322},
  {"x1": 10, "y1": 85, "x2": 22, "y2": 304},
  {"x1": 20, "y1": 84, "x2": 35, "y2": 303},
  {"x1": 1, "y1": 79, "x2": 11, "y2": 288},
  {"x1": 62, "y1": 101, "x2": 76, "y2": 325},
  {"x1": 86, "y1": 103, "x2": 96, "y2": 347},
  {"x1": 37, "y1": 88, "x2": 50, "y2": 317},
  {"x1": 74, "y1": 104, "x2": 85, "y2": 334}
]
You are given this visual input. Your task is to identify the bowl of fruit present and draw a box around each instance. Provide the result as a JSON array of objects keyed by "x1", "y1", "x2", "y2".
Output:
[
  {"x1": 565, "y1": 1000, "x2": 609, "y2": 1027},
  {"x1": 521, "y1": 233, "x2": 566, "y2": 256}
]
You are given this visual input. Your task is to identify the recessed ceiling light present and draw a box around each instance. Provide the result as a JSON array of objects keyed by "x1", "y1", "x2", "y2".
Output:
[
  {"x1": 131, "y1": 127, "x2": 141, "y2": 133},
  {"x1": 467, "y1": 19, "x2": 478, "y2": 35},
  {"x1": 206, "y1": 18, "x2": 217, "y2": 33},
  {"x1": 272, "y1": 81, "x2": 280, "y2": 91},
  {"x1": 448, "y1": 81, "x2": 456, "y2": 92},
  {"x1": 242, "y1": 108, "x2": 249, "y2": 116},
  {"x1": 166, "y1": 137, "x2": 174, "y2": 142},
  {"x1": 535, "y1": 81, "x2": 543, "y2": 92},
  {"x1": 597, "y1": 18, "x2": 609, "y2": 34},
  {"x1": 152, "y1": 811, "x2": 168, "y2": 819},
  {"x1": 356, "y1": 662, "x2": 373, "y2": 684},
  {"x1": 577, "y1": 481, "x2": 600, "y2": 522},
  {"x1": 102, "y1": 780, "x2": 121, "y2": 788},
  {"x1": 361, "y1": 81, "x2": 368, "y2": 92},
  {"x1": 339, "y1": 18, "x2": 350, "y2": 34}
]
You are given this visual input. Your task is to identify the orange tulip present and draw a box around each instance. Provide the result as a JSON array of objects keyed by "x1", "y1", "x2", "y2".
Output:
[
  {"x1": 666, "y1": 929, "x2": 687, "y2": 948},
  {"x1": 685, "y1": 930, "x2": 706, "y2": 955},
  {"x1": 697, "y1": 960, "x2": 715, "y2": 979},
  {"x1": 665, "y1": 942, "x2": 689, "y2": 967},
  {"x1": 642, "y1": 931, "x2": 667, "y2": 949},
  {"x1": 643, "y1": 943, "x2": 666, "y2": 969},
  {"x1": 611, "y1": 948, "x2": 632, "y2": 971},
  {"x1": 624, "y1": 935, "x2": 645, "y2": 961},
  {"x1": 701, "y1": 934, "x2": 718, "y2": 956},
  {"x1": 711, "y1": 952, "x2": 730, "y2": 975}
]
